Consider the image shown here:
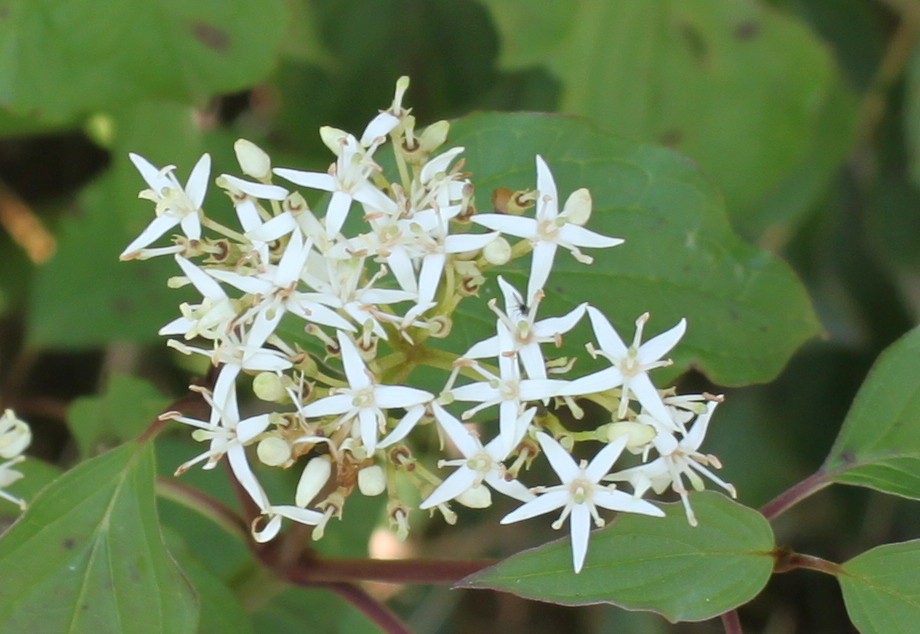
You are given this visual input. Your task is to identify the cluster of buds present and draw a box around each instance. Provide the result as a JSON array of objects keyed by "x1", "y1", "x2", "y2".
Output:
[
  {"x1": 0, "y1": 409, "x2": 32, "y2": 510},
  {"x1": 121, "y1": 77, "x2": 734, "y2": 572}
]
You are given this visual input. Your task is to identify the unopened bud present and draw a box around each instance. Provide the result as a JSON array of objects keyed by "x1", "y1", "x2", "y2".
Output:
[
  {"x1": 455, "y1": 484, "x2": 492, "y2": 509},
  {"x1": 296, "y1": 455, "x2": 333, "y2": 507},
  {"x1": 257, "y1": 436, "x2": 292, "y2": 467},
  {"x1": 319, "y1": 126, "x2": 349, "y2": 155},
  {"x1": 357, "y1": 464, "x2": 386, "y2": 496},
  {"x1": 419, "y1": 120, "x2": 450, "y2": 153},
  {"x1": 562, "y1": 188, "x2": 592, "y2": 225},
  {"x1": 252, "y1": 372, "x2": 286, "y2": 402},
  {"x1": 0, "y1": 410, "x2": 31, "y2": 458},
  {"x1": 598, "y1": 421, "x2": 656, "y2": 450},
  {"x1": 482, "y1": 236, "x2": 511, "y2": 265},
  {"x1": 234, "y1": 139, "x2": 271, "y2": 180}
]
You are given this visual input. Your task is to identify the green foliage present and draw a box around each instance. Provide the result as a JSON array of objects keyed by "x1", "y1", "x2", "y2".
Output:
[
  {"x1": 461, "y1": 492, "x2": 775, "y2": 622},
  {"x1": 164, "y1": 529, "x2": 255, "y2": 634},
  {"x1": 450, "y1": 112, "x2": 820, "y2": 385},
  {"x1": 839, "y1": 540, "x2": 920, "y2": 634},
  {"x1": 479, "y1": 0, "x2": 856, "y2": 236},
  {"x1": 0, "y1": 442, "x2": 198, "y2": 633},
  {"x1": 0, "y1": 0, "x2": 285, "y2": 122},
  {"x1": 824, "y1": 325, "x2": 920, "y2": 499},
  {"x1": 68, "y1": 374, "x2": 170, "y2": 459},
  {"x1": 28, "y1": 103, "x2": 203, "y2": 347}
]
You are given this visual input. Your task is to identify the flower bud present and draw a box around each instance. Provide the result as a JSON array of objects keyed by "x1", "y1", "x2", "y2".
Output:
[
  {"x1": 296, "y1": 455, "x2": 333, "y2": 507},
  {"x1": 257, "y1": 436, "x2": 292, "y2": 467},
  {"x1": 482, "y1": 236, "x2": 511, "y2": 265},
  {"x1": 455, "y1": 484, "x2": 492, "y2": 509},
  {"x1": 357, "y1": 464, "x2": 386, "y2": 496},
  {"x1": 252, "y1": 372, "x2": 286, "y2": 402},
  {"x1": 319, "y1": 126, "x2": 349, "y2": 155},
  {"x1": 234, "y1": 139, "x2": 272, "y2": 180},
  {"x1": 419, "y1": 120, "x2": 450, "y2": 153},
  {"x1": 597, "y1": 421, "x2": 656, "y2": 450},
  {"x1": 0, "y1": 410, "x2": 30, "y2": 459},
  {"x1": 563, "y1": 188, "x2": 592, "y2": 225}
]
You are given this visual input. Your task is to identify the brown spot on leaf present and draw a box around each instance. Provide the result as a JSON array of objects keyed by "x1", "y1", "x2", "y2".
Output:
[
  {"x1": 191, "y1": 22, "x2": 229, "y2": 52},
  {"x1": 735, "y1": 21, "x2": 760, "y2": 40},
  {"x1": 113, "y1": 297, "x2": 134, "y2": 314},
  {"x1": 0, "y1": 7, "x2": 9, "y2": 20},
  {"x1": 659, "y1": 129, "x2": 682, "y2": 147},
  {"x1": 840, "y1": 450, "x2": 856, "y2": 465},
  {"x1": 63, "y1": 538, "x2": 76, "y2": 550}
]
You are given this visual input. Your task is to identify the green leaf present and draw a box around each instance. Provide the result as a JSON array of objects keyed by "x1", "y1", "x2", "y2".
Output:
[
  {"x1": 0, "y1": 458, "x2": 63, "y2": 516},
  {"x1": 906, "y1": 40, "x2": 920, "y2": 191},
  {"x1": 824, "y1": 325, "x2": 920, "y2": 499},
  {"x1": 28, "y1": 102, "x2": 203, "y2": 347},
  {"x1": 252, "y1": 587, "x2": 380, "y2": 634},
  {"x1": 479, "y1": 0, "x2": 855, "y2": 234},
  {"x1": 460, "y1": 492, "x2": 775, "y2": 623},
  {"x1": 0, "y1": 0, "x2": 285, "y2": 122},
  {"x1": 68, "y1": 374, "x2": 170, "y2": 459},
  {"x1": 449, "y1": 112, "x2": 819, "y2": 386},
  {"x1": 163, "y1": 529, "x2": 254, "y2": 634},
  {"x1": 0, "y1": 442, "x2": 198, "y2": 633},
  {"x1": 839, "y1": 540, "x2": 920, "y2": 634}
]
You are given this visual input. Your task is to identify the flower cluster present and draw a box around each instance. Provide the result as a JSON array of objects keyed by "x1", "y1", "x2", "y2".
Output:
[
  {"x1": 0, "y1": 409, "x2": 32, "y2": 510},
  {"x1": 121, "y1": 77, "x2": 733, "y2": 573}
]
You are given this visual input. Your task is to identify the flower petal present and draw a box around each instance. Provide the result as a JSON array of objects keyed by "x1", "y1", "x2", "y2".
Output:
[
  {"x1": 536, "y1": 432, "x2": 579, "y2": 482},
  {"x1": 500, "y1": 488, "x2": 570, "y2": 524}
]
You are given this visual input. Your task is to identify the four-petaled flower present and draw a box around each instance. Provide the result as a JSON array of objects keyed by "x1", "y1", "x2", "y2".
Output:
[
  {"x1": 301, "y1": 331, "x2": 432, "y2": 453},
  {"x1": 463, "y1": 276, "x2": 586, "y2": 379},
  {"x1": 501, "y1": 432, "x2": 663, "y2": 573},
  {"x1": 606, "y1": 400, "x2": 735, "y2": 526},
  {"x1": 572, "y1": 307, "x2": 686, "y2": 430},
  {"x1": 121, "y1": 153, "x2": 211, "y2": 260},
  {"x1": 420, "y1": 404, "x2": 533, "y2": 510},
  {"x1": 471, "y1": 155, "x2": 623, "y2": 302}
]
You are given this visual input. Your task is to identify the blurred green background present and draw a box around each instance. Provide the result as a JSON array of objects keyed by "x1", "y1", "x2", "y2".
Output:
[{"x1": 1, "y1": 0, "x2": 919, "y2": 632}]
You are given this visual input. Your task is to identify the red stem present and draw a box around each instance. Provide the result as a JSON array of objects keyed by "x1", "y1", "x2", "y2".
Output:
[
  {"x1": 721, "y1": 609, "x2": 743, "y2": 634},
  {"x1": 286, "y1": 555, "x2": 495, "y2": 585},
  {"x1": 759, "y1": 469, "x2": 831, "y2": 521},
  {"x1": 324, "y1": 583, "x2": 413, "y2": 634}
]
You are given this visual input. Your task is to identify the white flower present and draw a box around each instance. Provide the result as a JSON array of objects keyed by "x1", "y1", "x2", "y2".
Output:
[
  {"x1": 501, "y1": 433, "x2": 663, "y2": 573},
  {"x1": 571, "y1": 308, "x2": 686, "y2": 430},
  {"x1": 121, "y1": 153, "x2": 211, "y2": 260},
  {"x1": 207, "y1": 231, "x2": 355, "y2": 333},
  {"x1": 300, "y1": 254, "x2": 414, "y2": 339},
  {"x1": 166, "y1": 384, "x2": 270, "y2": 478},
  {"x1": 420, "y1": 404, "x2": 533, "y2": 510},
  {"x1": 606, "y1": 400, "x2": 735, "y2": 526},
  {"x1": 450, "y1": 323, "x2": 575, "y2": 453},
  {"x1": 0, "y1": 409, "x2": 31, "y2": 459},
  {"x1": 471, "y1": 156, "x2": 622, "y2": 301},
  {"x1": 0, "y1": 409, "x2": 31, "y2": 510},
  {"x1": 251, "y1": 503, "x2": 326, "y2": 543},
  {"x1": 397, "y1": 204, "x2": 498, "y2": 325},
  {"x1": 159, "y1": 255, "x2": 237, "y2": 340},
  {"x1": 463, "y1": 276, "x2": 586, "y2": 379},
  {"x1": 274, "y1": 122, "x2": 399, "y2": 237},
  {"x1": 300, "y1": 331, "x2": 432, "y2": 453}
]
